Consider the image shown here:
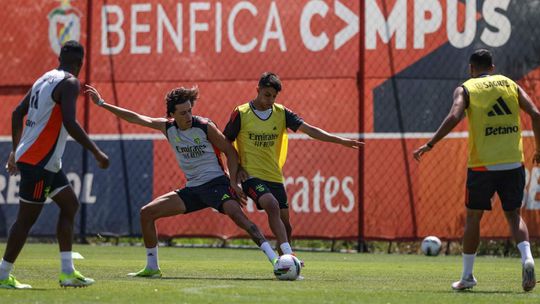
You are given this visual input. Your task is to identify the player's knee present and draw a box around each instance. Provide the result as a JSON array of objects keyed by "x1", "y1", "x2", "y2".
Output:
[
  {"x1": 466, "y1": 209, "x2": 483, "y2": 222},
  {"x1": 224, "y1": 204, "x2": 248, "y2": 223},
  {"x1": 504, "y1": 209, "x2": 521, "y2": 221},
  {"x1": 260, "y1": 197, "x2": 279, "y2": 214},
  {"x1": 62, "y1": 202, "x2": 79, "y2": 217},
  {"x1": 140, "y1": 205, "x2": 156, "y2": 221}
]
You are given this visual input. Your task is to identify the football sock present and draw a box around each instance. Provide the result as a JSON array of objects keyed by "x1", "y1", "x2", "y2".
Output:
[
  {"x1": 260, "y1": 242, "x2": 277, "y2": 263},
  {"x1": 462, "y1": 253, "x2": 476, "y2": 279},
  {"x1": 0, "y1": 259, "x2": 13, "y2": 280},
  {"x1": 517, "y1": 241, "x2": 534, "y2": 265},
  {"x1": 280, "y1": 242, "x2": 293, "y2": 255},
  {"x1": 146, "y1": 246, "x2": 159, "y2": 270},
  {"x1": 60, "y1": 251, "x2": 75, "y2": 274}
]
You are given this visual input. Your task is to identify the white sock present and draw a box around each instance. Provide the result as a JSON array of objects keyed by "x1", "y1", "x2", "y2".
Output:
[
  {"x1": 146, "y1": 247, "x2": 159, "y2": 270},
  {"x1": 517, "y1": 241, "x2": 534, "y2": 265},
  {"x1": 0, "y1": 259, "x2": 14, "y2": 280},
  {"x1": 280, "y1": 242, "x2": 293, "y2": 255},
  {"x1": 260, "y1": 242, "x2": 277, "y2": 263},
  {"x1": 462, "y1": 253, "x2": 476, "y2": 279},
  {"x1": 60, "y1": 251, "x2": 74, "y2": 274}
]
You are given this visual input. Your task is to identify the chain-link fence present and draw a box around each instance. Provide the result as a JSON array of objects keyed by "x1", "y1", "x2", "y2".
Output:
[
  {"x1": 363, "y1": 0, "x2": 540, "y2": 241},
  {"x1": 1, "y1": 0, "x2": 540, "y2": 245}
]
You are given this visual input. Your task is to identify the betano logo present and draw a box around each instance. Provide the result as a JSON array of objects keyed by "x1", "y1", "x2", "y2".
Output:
[
  {"x1": 48, "y1": 0, "x2": 81, "y2": 55},
  {"x1": 485, "y1": 125, "x2": 519, "y2": 136},
  {"x1": 487, "y1": 97, "x2": 512, "y2": 117}
]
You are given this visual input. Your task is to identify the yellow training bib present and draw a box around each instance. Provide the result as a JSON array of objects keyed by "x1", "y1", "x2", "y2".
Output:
[
  {"x1": 462, "y1": 74, "x2": 523, "y2": 167},
  {"x1": 234, "y1": 103, "x2": 289, "y2": 183}
]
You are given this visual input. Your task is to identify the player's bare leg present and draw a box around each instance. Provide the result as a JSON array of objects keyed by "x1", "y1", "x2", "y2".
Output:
[
  {"x1": 140, "y1": 192, "x2": 186, "y2": 248},
  {"x1": 462, "y1": 209, "x2": 483, "y2": 254},
  {"x1": 51, "y1": 187, "x2": 78, "y2": 253},
  {"x1": 129, "y1": 192, "x2": 185, "y2": 278},
  {"x1": 258, "y1": 193, "x2": 292, "y2": 255},
  {"x1": 278, "y1": 209, "x2": 292, "y2": 255},
  {"x1": 279, "y1": 208, "x2": 304, "y2": 269},
  {"x1": 2, "y1": 203, "x2": 43, "y2": 263},
  {"x1": 452, "y1": 209, "x2": 483, "y2": 291},
  {"x1": 504, "y1": 209, "x2": 536, "y2": 292},
  {"x1": 222, "y1": 200, "x2": 277, "y2": 264},
  {"x1": 52, "y1": 187, "x2": 94, "y2": 287},
  {"x1": 0, "y1": 202, "x2": 42, "y2": 289}
]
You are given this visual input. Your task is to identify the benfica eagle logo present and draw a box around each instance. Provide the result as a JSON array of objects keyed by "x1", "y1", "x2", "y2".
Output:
[{"x1": 48, "y1": 0, "x2": 81, "y2": 55}]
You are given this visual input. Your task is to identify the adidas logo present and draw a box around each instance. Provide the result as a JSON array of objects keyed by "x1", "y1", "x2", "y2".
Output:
[{"x1": 488, "y1": 97, "x2": 512, "y2": 117}]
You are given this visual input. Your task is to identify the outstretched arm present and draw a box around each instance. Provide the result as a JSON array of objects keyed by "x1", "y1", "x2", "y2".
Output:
[
  {"x1": 298, "y1": 122, "x2": 364, "y2": 149},
  {"x1": 85, "y1": 85, "x2": 167, "y2": 134},
  {"x1": 517, "y1": 85, "x2": 540, "y2": 164},
  {"x1": 413, "y1": 86, "x2": 467, "y2": 161},
  {"x1": 207, "y1": 122, "x2": 246, "y2": 199},
  {"x1": 58, "y1": 79, "x2": 109, "y2": 169},
  {"x1": 6, "y1": 90, "x2": 31, "y2": 175}
]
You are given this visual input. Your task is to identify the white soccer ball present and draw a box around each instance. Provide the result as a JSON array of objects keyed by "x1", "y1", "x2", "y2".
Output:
[
  {"x1": 273, "y1": 254, "x2": 302, "y2": 280},
  {"x1": 421, "y1": 236, "x2": 442, "y2": 256}
]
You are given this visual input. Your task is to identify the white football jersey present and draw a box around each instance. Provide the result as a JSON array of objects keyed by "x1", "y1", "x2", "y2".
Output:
[
  {"x1": 165, "y1": 116, "x2": 226, "y2": 187},
  {"x1": 15, "y1": 69, "x2": 71, "y2": 172}
]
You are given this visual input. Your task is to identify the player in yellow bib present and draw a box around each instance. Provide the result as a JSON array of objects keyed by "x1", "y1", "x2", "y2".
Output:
[
  {"x1": 224, "y1": 72, "x2": 363, "y2": 260},
  {"x1": 413, "y1": 49, "x2": 540, "y2": 292}
]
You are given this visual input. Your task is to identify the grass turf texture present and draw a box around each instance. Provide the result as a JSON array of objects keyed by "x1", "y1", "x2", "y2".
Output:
[{"x1": 0, "y1": 244, "x2": 539, "y2": 303}]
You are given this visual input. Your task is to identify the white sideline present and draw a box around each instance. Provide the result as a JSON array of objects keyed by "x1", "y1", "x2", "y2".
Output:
[{"x1": 0, "y1": 131, "x2": 534, "y2": 141}]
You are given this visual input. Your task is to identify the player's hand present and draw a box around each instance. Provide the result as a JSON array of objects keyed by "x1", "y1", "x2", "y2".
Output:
[
  {"x1": 231, "y1": 182, "x2": 246, "y2": 199},
  {"x1": 237, "y1": 165, "x2": 249, "y2": 183},
  {"x1": 94, "y1": 150, "x2": 110, "y2": 169},
  {"x1": 534, "y1": 151, "x2": 540, "y2": 165},
  {"x1": 230, "y1": 182, "x2": 247, "y2": 205},
  {"x1": 84, "y1": 85, "x2": 103, "y2": 105},
  {"x1": 340, "y1": 138, "x2": 364, "y2": 149},
  {"x1": 5, "y1": 151, "x2": 19, "y2": 175},
  {"x1": 413, "y1": 144, "x2": 432, "y2": 161}
]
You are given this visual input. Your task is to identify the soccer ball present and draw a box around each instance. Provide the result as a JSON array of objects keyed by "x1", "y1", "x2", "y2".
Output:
[
  {"x1": 421, "y1": 236, "x2": 442, "y2": 256},
  {"x1": 273, "y1": 254, "x2": 302, "y2": 280}
]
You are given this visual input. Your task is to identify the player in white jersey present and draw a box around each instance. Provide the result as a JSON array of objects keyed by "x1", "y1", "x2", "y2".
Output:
[
  {"x1": 0, "y1": 41, "x2": 109, "y2": 289},
  {"x1": 85, "y1": 85, "x2": 280, "y2": 278}
]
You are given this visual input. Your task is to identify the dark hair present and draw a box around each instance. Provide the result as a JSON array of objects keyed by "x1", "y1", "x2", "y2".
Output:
[
  {"x1": 59, "y1": 40, "x2": 84, "y2": 65},
  {"x1": 166, "y1": 86, "x2": 199, "y2": 117},
  {"x1": 258, "y1": 72, "x2": 282, "y2": 92},
  {"x1": 469, "y1": 49, "x2": 493, "y2": 70}
]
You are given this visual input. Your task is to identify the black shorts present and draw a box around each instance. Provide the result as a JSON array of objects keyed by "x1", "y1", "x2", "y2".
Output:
[
  {"x1": 175, "y1": 176, "x2": 237, "y2": 214},
  {"x1": 242, "y1": 177, "x2": 288, "y2": 210},
  {"x1": 466, "y1": 166, "x2": 525, "y2": 211},
  {"x1": 17, "y1": 162, "x2": 70, "y2": 204}
]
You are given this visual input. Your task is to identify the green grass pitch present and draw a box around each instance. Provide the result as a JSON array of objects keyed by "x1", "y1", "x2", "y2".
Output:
[{"x1": 0, "y1": 243, "x2": 539, "y2": 303}]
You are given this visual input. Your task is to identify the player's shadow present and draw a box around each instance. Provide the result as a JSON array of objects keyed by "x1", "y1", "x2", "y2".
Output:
[
  {"x1": 425, "y1": 290, "x2": 521, "y2": 295},
  {"x1": 161, "y1": 276, "x2": 274, "y2": 281},
  {"x1": 452, "y1": 290, "x2": 525, "y2": 294}
]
